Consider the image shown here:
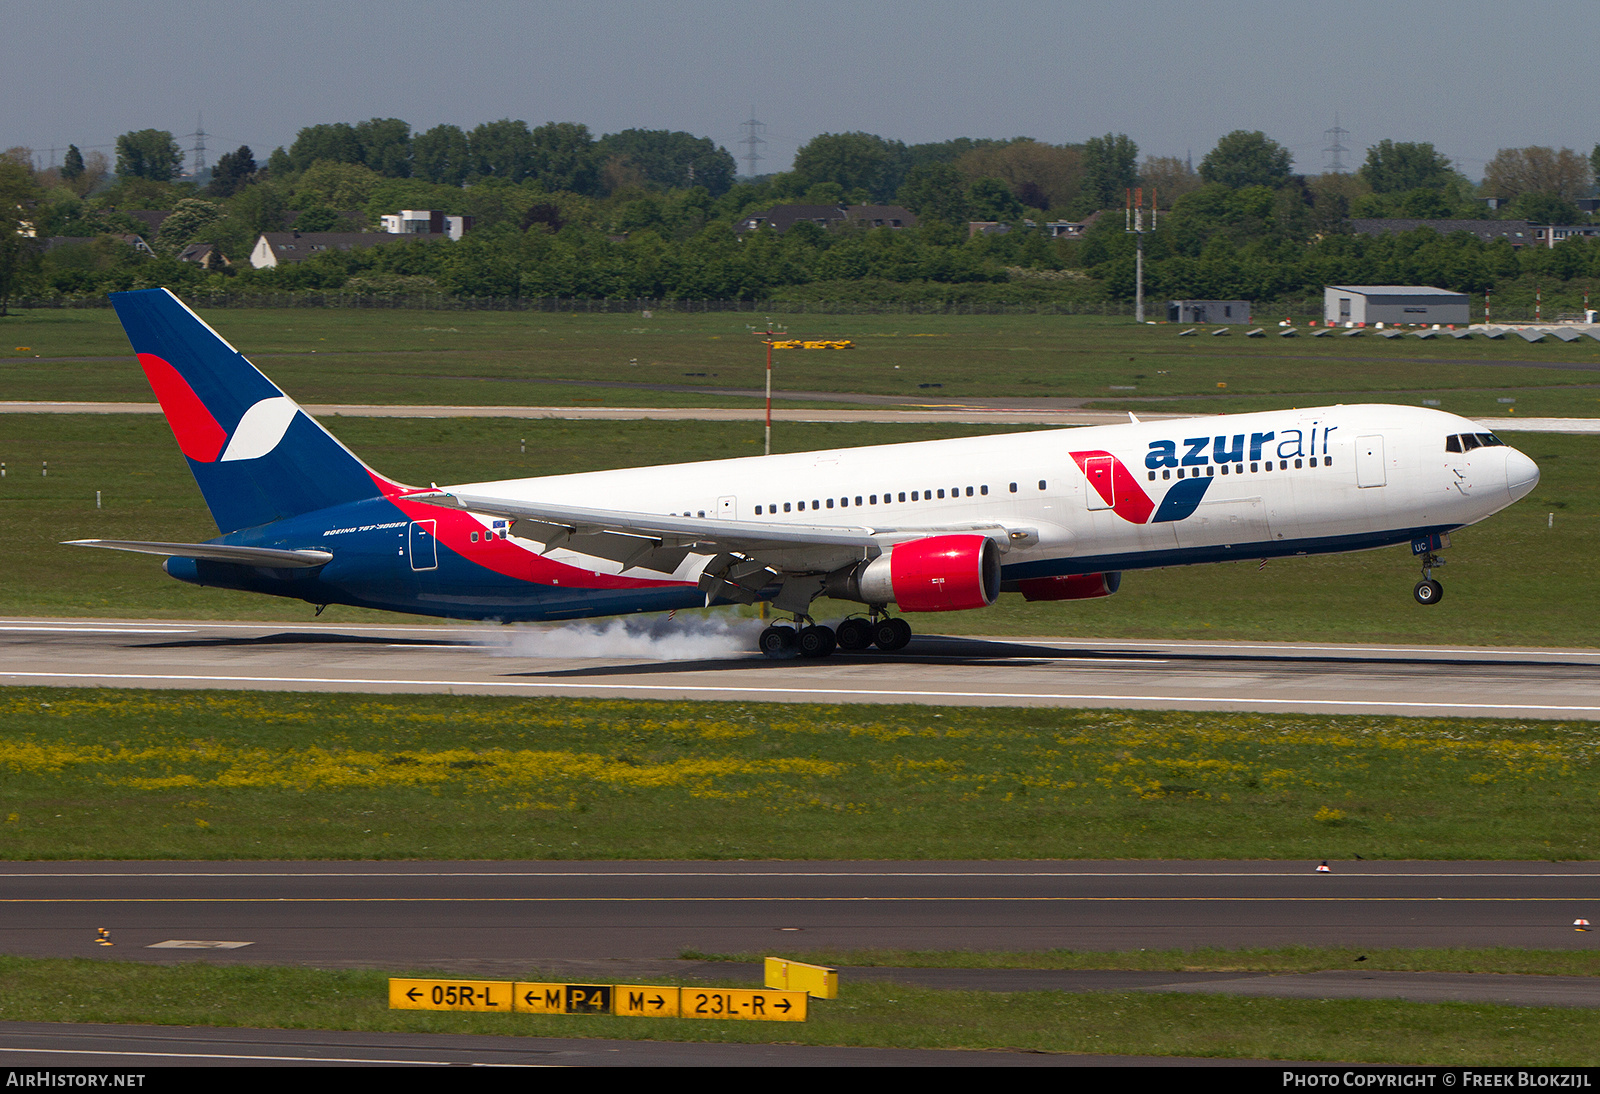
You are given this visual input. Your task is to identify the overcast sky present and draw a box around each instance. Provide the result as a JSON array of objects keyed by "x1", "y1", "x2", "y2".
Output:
[{"x1": 6, "y1": 0, "x2": 1594, "y2": 181}]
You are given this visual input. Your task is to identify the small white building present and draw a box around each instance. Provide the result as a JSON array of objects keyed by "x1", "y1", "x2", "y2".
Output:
[
  {"x1": 379, "y1": 209, "x2": 473, "y2": 241},
  {"x1": 1167, "y1": 300, "x2": 1250, "y2": 324},
  {"x1": 250, "y1": 231, "x2": 401, "y2": 269},
  {"x1": 1325, "y1": 286, "x2": 1470, "y2": 326}
]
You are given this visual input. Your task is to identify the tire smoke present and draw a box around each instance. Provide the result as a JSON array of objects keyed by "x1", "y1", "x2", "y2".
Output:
[{"x1": 480, "y1": 613, "x2": 763, "y2": 661}]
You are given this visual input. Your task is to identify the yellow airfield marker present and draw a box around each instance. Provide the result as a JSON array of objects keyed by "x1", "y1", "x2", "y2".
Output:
[{"x1": 390, "y1": 978, "x2": 807, "y2": 1021}]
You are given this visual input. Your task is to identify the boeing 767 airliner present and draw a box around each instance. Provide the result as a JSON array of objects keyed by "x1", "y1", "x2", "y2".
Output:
[{"x1": 68, "y1": 288, "x2": 1540, "y2": 658}]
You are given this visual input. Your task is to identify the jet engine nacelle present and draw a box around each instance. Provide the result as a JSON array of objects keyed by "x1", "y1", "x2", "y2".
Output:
[
  {"x1": 826, "y1": 534, "x2": 1002, "y2": 612},
  {"x1": 1014, "y1": 572, "x2": 1122, "y2": 601}
]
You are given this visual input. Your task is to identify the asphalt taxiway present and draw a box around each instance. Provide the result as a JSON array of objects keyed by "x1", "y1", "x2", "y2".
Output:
[
  {"x1": 4, "y1": 618, "x2": 1599, "y2": 718},
  {"x1": 3, "y1": 860, "x2": 1597, "y2": 977}
]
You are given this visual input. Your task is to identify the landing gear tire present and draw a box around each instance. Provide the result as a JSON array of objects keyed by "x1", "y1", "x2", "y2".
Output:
[
  {"x1": 1413, "y1": 579, "x2": 1444, "y2": 606},
  {"x1": 758, "y1": 625, "x2": 798, "y2": 658},
  {"x1": 797, "y1": 625, "x2": 837, "y2": 659},
  {"x1": 835, "y1": 617, "x2": 874, "y2": 651},
  {"x1": 872, "y1": 617, "x2": 912, "y2": 651}
]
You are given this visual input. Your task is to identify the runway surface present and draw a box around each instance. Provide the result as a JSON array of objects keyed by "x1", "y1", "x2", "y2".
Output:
[{"x1": 4, "y1": 617, "x2": 1599, "y2": 718}]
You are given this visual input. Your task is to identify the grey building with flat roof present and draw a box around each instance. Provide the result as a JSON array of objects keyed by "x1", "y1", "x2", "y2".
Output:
[{"x1": 1324, "y1": 286, "x2": 1470, "y2": 326}]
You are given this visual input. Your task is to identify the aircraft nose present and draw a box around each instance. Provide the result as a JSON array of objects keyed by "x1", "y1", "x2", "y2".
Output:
[{"x1": 1504, "y1": 447, "x2": 1539, "y2": 502}]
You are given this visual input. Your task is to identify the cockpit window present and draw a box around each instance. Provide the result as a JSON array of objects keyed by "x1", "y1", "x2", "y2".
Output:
[{"x1": 1448, "y1": 432, "x2": 1506, "y2": 453}]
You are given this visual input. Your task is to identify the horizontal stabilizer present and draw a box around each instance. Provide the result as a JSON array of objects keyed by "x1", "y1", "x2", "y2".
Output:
[{"x1": 63, "y1": 539, "x2": 333, "y2": 568}]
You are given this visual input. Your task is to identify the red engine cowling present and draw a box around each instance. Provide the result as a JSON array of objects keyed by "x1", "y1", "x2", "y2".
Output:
[
  {"x1": 871, "y1": 534, "x2": 1002, "y2": 612},
  {"x1": 1016, "y1": 572, "x2": 1122, "y2": 602}
]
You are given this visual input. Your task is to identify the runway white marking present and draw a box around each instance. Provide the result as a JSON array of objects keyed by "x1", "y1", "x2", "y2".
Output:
[
  {"x1": 2, "y1": 870, "x2": 1594, "y2": 879},
  {"x1": 3, "y1": 669, "x2": 1599, "y2": 714},
  {"x1": 0, "y1": 1046, "x2": 513, "y2": 1066},
  {"x1": 1018, "y1": 638, "x2": 1600, "y2": 659},
  {"x1": 0, "y1": 626, "x2": 198, "y2": 634},
  {"x1": 12, "y1": 620, "x2": 1596, "y2": 659}
]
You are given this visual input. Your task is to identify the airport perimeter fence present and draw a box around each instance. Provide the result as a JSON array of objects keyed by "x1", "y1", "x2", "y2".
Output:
[{"x1": 13, "y1": 293, "x2": 1135, "y2": 317}]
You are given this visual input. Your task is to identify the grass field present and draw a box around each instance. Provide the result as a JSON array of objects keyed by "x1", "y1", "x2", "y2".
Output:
[
  {"x1": 3, "y1": 689, "x2": 1596, "y2": 861},
  {"x1": 0, "y1": 956, "x2": 1594, "y2": 1064},
  {"x1": 5, "y1": 306, "x2": 1600, "y2": 415},
  {"x1": 2, "y1": 414, "x2": 1595, "y2": 646}
]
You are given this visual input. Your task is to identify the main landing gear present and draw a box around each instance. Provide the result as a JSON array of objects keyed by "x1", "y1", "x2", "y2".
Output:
[
  {"x1": 758, "y1": 611, "x2": 911, "y2": 659},
  {"x1": 1413, "y1": 547, "x2": 1446, "y2": 606}
]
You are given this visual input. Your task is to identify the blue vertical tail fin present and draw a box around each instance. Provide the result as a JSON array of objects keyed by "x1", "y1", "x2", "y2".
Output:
[{"x1": 110, "y1": 288, "x2": 393, "y2": 534}]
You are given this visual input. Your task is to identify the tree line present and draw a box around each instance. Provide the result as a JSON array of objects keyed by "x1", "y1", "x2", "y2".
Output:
[{"x1": 2, "y1": 118, "x2": 1599, "y2": 316}]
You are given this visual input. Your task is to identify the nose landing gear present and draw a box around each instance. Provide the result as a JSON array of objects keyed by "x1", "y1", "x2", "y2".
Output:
[{"x1": 1413, "y1": 546, "x2": 1446, "y2": 606}]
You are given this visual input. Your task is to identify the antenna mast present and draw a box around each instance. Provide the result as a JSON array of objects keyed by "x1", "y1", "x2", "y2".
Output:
[
  {"x1": 1125, "y1": 188, "x2": 1156, "y2": 324},
  {"x1": 182, "y1": 112, "x2": 208, "y2": 176},
  {"x1": 1323, "y1": 115, "x2": 1351, "y2": 173},
  {"x1": 737, "y1": 109, "x2": 766, "y2": 178}
]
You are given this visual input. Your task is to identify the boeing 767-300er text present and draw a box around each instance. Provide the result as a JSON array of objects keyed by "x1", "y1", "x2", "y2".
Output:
[{"x1": 68, "y1": 288, "x2": 1540, "y2": 657}]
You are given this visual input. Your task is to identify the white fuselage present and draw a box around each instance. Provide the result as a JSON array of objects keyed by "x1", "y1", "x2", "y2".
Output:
[{"x1": 449, "y1": 405, "x2": 1538, "y2": 583}]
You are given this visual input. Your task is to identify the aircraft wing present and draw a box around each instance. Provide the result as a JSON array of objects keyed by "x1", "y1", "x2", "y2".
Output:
[
  {"x1": 419, "y1": 490, "x2": 1033, "y2": 609},
  {"x1": 64, "y1": 539, "x2": 334, "y2": 568}
]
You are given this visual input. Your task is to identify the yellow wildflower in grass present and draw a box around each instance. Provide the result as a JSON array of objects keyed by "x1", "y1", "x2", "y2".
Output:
[
  {"x1": 3, "y1": 692, "x2": 1597, "y2": 844},
  {"x1": 0, "y1": 734, "x2": 845, "y2": 798}
]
